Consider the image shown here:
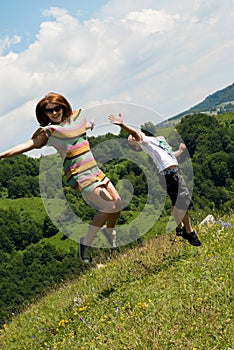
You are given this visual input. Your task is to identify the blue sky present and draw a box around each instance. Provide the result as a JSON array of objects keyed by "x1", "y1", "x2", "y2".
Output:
[
  {"x1": 0, "y1": 0, "x2": 107, "y2": 53},
  {"x1": 0, "y1": 0, "x2": 233, "y2": 157}
]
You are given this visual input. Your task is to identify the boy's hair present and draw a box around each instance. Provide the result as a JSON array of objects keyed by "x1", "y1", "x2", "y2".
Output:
[{"x1": 140, "y1": 127, "x2": 155, "y2": 137}]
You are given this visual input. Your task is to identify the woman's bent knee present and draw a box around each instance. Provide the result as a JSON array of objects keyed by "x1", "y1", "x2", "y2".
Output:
[
  {"x1": 102, "y1": 197, "x2": 122, "y2": 213},
  {"x1": 115, "y1": 197, "x2": 122, "y2": 212}
]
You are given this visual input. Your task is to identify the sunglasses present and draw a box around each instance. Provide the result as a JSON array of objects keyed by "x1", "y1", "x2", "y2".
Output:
[{"x1": 45, "y1": 105, "x2": 63, "y2": 114}]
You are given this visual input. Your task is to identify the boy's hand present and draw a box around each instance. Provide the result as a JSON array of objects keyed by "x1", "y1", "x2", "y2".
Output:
[
  {"x1": 179, "y1": 143, "x2": 187, "y2": 151},
  {"x1": 108, "y1": 113, "x2": 123, "y2": 125}
]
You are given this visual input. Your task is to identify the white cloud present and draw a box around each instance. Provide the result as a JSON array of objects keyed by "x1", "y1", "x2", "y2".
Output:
[
  {"x1": 0, "y1": 35, "x2": 21, "y2": 54},
  {"x1": 0, "y1": 0, "x2": 233, "y2": 156},
  {"x1": 123, "y1": 9, "x2": 180, "y2": 35}
]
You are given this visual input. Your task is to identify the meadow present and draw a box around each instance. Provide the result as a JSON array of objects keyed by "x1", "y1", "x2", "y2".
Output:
[{"x1": 0, "y1": 215, "x2": 233, "y2": 350}]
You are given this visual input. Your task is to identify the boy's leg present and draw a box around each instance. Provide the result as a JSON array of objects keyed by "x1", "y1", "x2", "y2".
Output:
[
  {"x1": 172, "y1": 207, "x2": 193, "y2": 233},
  {"x1": 172, "y1": 206, "x2": 201, "y2": 246},
  {"x1": 169, "y1": 173, "x2": 201, "y2": 246}
]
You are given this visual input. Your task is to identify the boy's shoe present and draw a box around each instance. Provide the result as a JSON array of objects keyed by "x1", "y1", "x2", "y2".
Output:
[
  {"x1": 186, "y1": 231, "x2": 202, "y2": 246},
  {"x1": 78, "y1": 238, "x2": 91, "y2": 264},
  {"x1": 176, "y1": 226, "x2": 187, "y2": 237},
  {"x1": 101, "y1": 226, "x2": 117, "y2": 248},
  {"x1": 176, "y1": 227, "x2": 201, "y2": 246}
]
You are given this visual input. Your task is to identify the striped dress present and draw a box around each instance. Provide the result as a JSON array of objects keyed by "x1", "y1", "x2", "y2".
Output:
[{"x1": 33, "y1": 109, "x2": 109, "y2": 195}]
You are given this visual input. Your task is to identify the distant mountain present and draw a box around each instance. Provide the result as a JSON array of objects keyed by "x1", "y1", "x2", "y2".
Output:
[{"x1": 165, "y1": 82, "x2": 234, "y2": 124}]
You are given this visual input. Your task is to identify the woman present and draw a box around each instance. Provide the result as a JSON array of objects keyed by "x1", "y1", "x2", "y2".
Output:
[{"x1": 0, "y1": 92, "x2": 121, "y2": 263}]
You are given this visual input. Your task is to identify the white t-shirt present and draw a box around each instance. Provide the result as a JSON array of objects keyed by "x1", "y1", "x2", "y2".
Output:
[{"x1": 138, "y1": 134, "x2": 178, "y2": 172}]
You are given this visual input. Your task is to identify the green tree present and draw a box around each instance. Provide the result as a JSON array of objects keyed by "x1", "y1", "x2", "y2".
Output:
[
  {"x1": 42, "y1": 216, "x2": 59, "y2": 238},
  {"x1": 7, "y1": 176, "x2": 39, "y2": 198}
]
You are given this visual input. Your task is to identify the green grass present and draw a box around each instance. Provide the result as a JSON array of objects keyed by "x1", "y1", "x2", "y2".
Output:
[
  {"x1": 40, "y1": 232, "x2": 77, "y2": 252},
  {"x1": 0, "y1": 217, "x2": 233, "y2": 350}
]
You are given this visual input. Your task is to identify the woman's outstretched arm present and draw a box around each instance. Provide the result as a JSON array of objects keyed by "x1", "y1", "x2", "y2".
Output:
[{"x1": 0, "y1": 133, "x2": 48, "y2": 159}]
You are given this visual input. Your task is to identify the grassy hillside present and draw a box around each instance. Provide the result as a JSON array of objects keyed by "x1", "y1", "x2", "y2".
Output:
[
  {"x1": 0, "y1": 197, "x2": 46, "y2": 225},
  {"x1": 169, "y1": 82, "x2": 234, "y2": 121},
  {"x1": 0, "y1": 216, "x2": 233, "y2": 350}
]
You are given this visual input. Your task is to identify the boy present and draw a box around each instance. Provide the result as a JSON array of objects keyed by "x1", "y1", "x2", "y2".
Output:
[{"x1": 108, "y1": 113, "x2": 201, "y2": 246}]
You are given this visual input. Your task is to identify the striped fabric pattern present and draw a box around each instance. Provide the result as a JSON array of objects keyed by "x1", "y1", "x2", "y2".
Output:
[{"x1": 33, "y1": 109, "x2": 108, "y2": 195}]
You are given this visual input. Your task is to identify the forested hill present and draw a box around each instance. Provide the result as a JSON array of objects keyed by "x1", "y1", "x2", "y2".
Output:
[{"x1": 169, "y1": 82, "x2": 234, "y2": 121}]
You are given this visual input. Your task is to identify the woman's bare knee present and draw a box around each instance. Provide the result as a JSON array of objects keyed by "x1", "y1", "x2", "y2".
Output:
[
  {"x1": 101, "y1": 197, "x2": 122, "y2": 213},
  {"x1": 115, "y1": 197, "x2": 122, "y2": 212}
]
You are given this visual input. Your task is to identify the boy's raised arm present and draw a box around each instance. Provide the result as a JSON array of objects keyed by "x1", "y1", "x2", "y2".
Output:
[{"x1": 108, "y1": 113, "x2": 142, "y2": 142}]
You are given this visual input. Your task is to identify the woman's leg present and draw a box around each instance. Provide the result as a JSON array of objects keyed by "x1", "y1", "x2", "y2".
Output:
[
  {"x1": 103, "y1": 181, "x2": 121, "y2": 230},
  {"x1": 82, "y1": 182, "x2": 121, "y2": 246}
]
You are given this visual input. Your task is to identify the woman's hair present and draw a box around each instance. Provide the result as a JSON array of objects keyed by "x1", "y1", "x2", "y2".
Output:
[{"x1": 35, "y1": 92, "x2": 73, "y2": 126}]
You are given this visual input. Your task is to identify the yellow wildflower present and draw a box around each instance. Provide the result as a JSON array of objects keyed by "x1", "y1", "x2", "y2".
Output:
[
  {"x1": 78, "y1": 305, "x2": 89, "y2": 312},
  {"x1": 58, "y1": 319, "x2": 65, "y2": 327}
]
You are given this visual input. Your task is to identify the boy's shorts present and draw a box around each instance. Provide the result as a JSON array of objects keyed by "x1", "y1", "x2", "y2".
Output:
[{"x1": 159, "y1": 171, "x2": 192, "y2": 210}]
